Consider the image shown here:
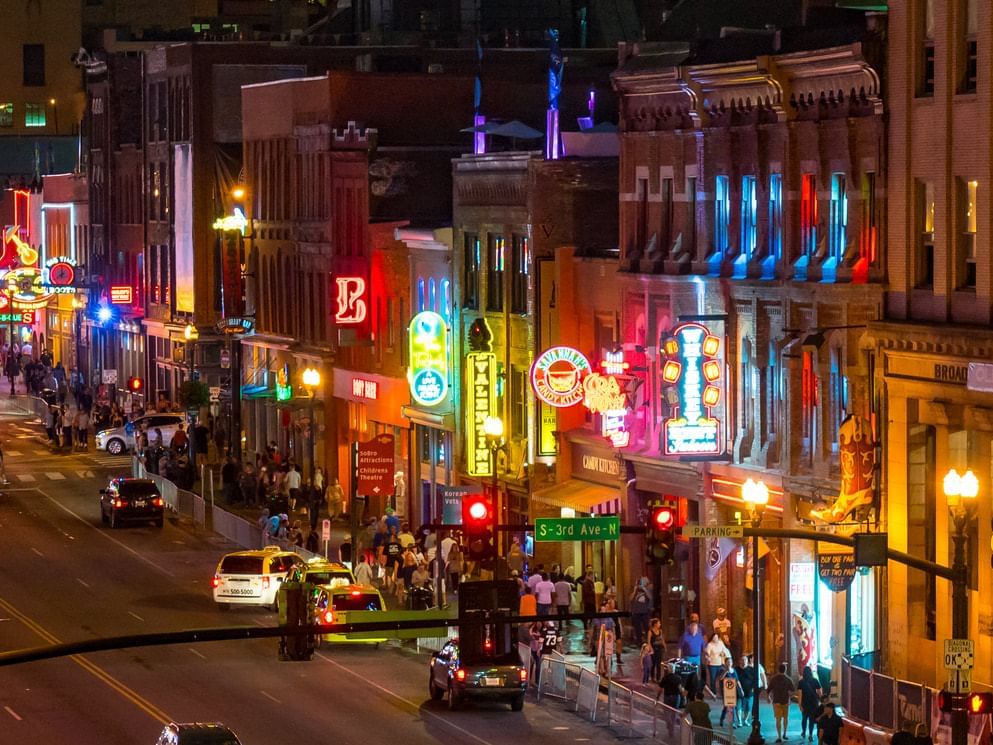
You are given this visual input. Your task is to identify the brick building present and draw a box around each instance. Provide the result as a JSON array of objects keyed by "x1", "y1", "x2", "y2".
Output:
[
  {"x1": 871, "y1": 0, "x2": 993, "y2": 687},
  {"x1": 612, "y1": 27, "x2": 886, "y2": 674}
]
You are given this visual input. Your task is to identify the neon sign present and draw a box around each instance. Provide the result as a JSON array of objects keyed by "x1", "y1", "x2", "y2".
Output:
[
  {"x1": 0, "y1": 312, "x2": 32, "y2": 323},
  {"x1": 42, "y1": 256, "x2": 77, "y2": 294},
  {"x1": 275, "y1": 365, "x2": 292, "y2": 402},
  {"x1": 334, "y1": 276, "x2": 368, "y2": 325},
  {"x1": 351, "y1": 377, "x2": 378, "y2": 400},
  {"x1": 6, "y1": 267, "x2": 52, "y2": 309},
  {"x1": 212, "y1": 207, "x2": 248, "y2": 234},
  {"x1": 531, "y1": 346, "x2": 591, "y2": 408},
  {"x1": 467, "y1": 352, "x2": 497, "y2": 476},
  {"x1": 110, "y1": 285, "x2": 134, "y2": 304},
  {"x1": 407, "y1": 311, "x2": 449, "y2": 407},
  {"x1": 583, "y1": 372, "x2": 630, "y2": 448},
  {"x1": 662, "y1": 323, "x2": 723, "y2": 456},
  {"x1": 1, "y1": 190, "x2": 35, "y2": 269}
]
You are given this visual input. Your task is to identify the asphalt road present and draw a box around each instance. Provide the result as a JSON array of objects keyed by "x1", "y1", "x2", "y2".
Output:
[{"x1": 0, "y1": 411, "x2": 613, "y2": 745}]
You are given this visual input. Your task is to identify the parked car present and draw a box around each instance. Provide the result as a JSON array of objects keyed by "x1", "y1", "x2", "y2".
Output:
[
  {"x1": 211, "y1": 546, "x2": 304, "y2": 611},
  {"x1": 95, "y1": 413, "x2": 185, "y2": 456},
  {"x1": 155, "y1": 722, "x2": 242, "y2": 744},
  {"x1": 428, "y1": 637, "x2": 528, "y2": 711},
  {"x1": 100, "y1": 478, "x2": 164, "y2": 528}
]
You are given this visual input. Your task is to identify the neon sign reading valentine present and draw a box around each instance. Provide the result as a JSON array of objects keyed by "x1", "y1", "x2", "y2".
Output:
[
  {"x1": 407, "y1": 311, "x2": 449, "y2": 407},
  {"x1": 531, "y1": 346, "x2": 591, "y2": 408},
  {"x1": 661, "y1": 323, "x2": 723, "y2": 456},
  {"x1": 466, "y1": 351, "x2": 497, "y2": 476},
  {"x1": 334, "y1": 276, "x2": 367, "y2": 325}
]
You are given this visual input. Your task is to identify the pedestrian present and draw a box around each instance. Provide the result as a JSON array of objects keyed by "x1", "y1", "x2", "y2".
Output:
[
  {"x1": 307, "y1": 481, "x2": 323, "y2": 533},
  {"x1": 240, "y1": 466, "x2": 258, "y2": 508},
  {"x1": 797, "y1": 665, "x2": 823, "y2": 741},
  {"x1": 648, "y1": 617, "x2": 666, "y2": 681},
  {"x1": 519, "y1": 584, "x2": 537, "y2": 617},
  {"x1": 685, "y1": 690, "x2": 714, "y2": 745},
  {"x1": 527, "y1": 564, "x2": 544, "y2": 594},
  {"x1": 528, "y1": 621, "x2": 544, "y2": 685},
  {"x1": 629, "y1": 576, "x2": 653, "y2": 645},
  {"x1": 535, "y1": 572, "x2": 555, "y2": 616},
  {"x1": 326, "y1": 477, "x2": 344, "y2": 521},
  {"x1": 354, "y1": 553, "x2": 374, "y2": 586},
  {"x1": 716, "y1": 657, "x2": 744, "y2": 727},
  {"x1": 817, "y1": 702, "x2": 843, "y2": 745},
  {"x1": 767, "y1": 662, "x2": 796, "y2": 742},
  {"x1": 659, "y1": 662, "x2": 687, "y2": 708},
  {"x1": 554, "y1": 574, "x2": 573, "y2": 626},
  {"x1": 678, "y1": 618, "x2": 706, "y2": 679},
  {"x1": 285, "y1": 463, "x2": 301, "y2": 510},
  {"x1": 445, "y1": 543, "x2": 463, "y2": 594},
  {"x1": 507, "y1": 538, "x2": 525, "y2": 576},
  {"x1": 704, "y1": 632, "x2": 732, "y2": 697},
  {"x1": 59, "y1": 406, "x2": 73, "y2": 451},
  {"x1": 581, "y1": 571, "x2": 597, "y2": 628},
  {"x1": 736, "y1": 654, "x2": 757, "y2": 728},
  {"x1": 713, "y1": 607, "x2": 732, "y2": 646},
  {"x1": 221, "y1": 456, "x2": 240, "y2": 505},
  {"x1": 641, "y1": 642, "x2": 654, "y2": 684},
  {"x1": 76, "y1": 406, "x2": 89, "y2": 451}
]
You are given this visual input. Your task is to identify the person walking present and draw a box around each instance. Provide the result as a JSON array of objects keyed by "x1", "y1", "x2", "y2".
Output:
[
  {"x1": 354, "y1": 553, "x2": 374, "y2": 586},
  {"x1": 704, "y1": 632, "x2": 732, "y2": 697},
  {"x1": 713, "y1": 607, "x2": 732, "y2": 646},
  {"x1": 554, "y1": 574, "x2": 573, "y2": 627},
  {"x1": 716, "y1": 657, "x2": 744, "y2": 727},
  {"x1": 581, "y1": 572, "x2": 597, "y2": 628},
  {"x1": 767, "y1": 662, "x2": 796, "y2": 742},
  {"x1": 285, "y1": 463, "x2": 301, "y2": 511},
  {"x1": 535, "y1": 572, "x2": 555, "y2": 616},
  {"x1": 326, "y1": 477, "x2": 344, "y2": 521},
  {"x1": 446, "y1": 543, "x2": 463, "y2": 594},
  {"x1": 646, "y1": 617, "x2": 665, "y2": 681},
  {"x1": 307, "y1": 481, "x2": 323, "y2": 533},
  {"x1": 76, "y1": 406, "x2": 90, "y2": 451},
  {"x1": 659, "y1": 662, "x2": 687, "y2": 708},
  {"x1": 817, "y1": 702, "x2": 843, "y2": 745},
  {"x1": 797, "y1": 665, "x2": 823, "y2": 741},
  {"x1": 629, "y1": 577, "x2": 653, "y2": 645},
  {"x1": 519, "y1": 584, "x2": 537, "y2": 617},
  {"x1": 685, "y1": 690, "x2": 714, "y2": 745},
  {"x1": 678, "y1": 617, "x2": 706, "y2": 678},
  {"x1": 507, "y1": 538, "x2": 525, "y2": 576},
  {"x1": 736, "y1": 654, "x2": 757, "y2": 728}
]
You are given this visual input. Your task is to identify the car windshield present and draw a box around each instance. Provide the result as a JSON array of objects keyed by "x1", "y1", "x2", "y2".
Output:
[
  {"x1": 118, "y1": 482, "x2": 159, "y2": 497},
  {"x1": 307, "y1": 571, "x2": 352, "y2": 586},
  {"x1": 219, "y1": 556, "x2": 264, "y2": 575},
  {"x1": 331, "y1": 593, "x2": 382, "y2": 611}
]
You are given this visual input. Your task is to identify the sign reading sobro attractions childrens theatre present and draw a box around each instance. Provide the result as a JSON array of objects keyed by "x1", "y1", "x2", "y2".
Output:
[
  {"x1": 407, "y1": 311, "x2": 449, "y2": 407},
  {"x1": 661, "y1": 323, "x2": 724, "y2": 456}
]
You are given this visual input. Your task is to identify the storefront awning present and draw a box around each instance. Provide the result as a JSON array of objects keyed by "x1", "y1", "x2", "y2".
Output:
[
  {"x1": 531, "y1": 479, "x2": 621, "y2": 515},
  {"x1": 242, "y1": 385, "x2": 273, "y2": 399}
]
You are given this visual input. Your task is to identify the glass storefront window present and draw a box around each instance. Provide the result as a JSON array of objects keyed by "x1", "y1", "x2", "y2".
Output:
[
  {"x1": 848, "y1": 568, "x2": 876, "y2": 658},
  {"x1": 816, "y1": 575, "x2": 832, "y2": 668}
]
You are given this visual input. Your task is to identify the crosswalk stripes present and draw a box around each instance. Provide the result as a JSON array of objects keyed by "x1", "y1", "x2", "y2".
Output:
[
  {"x1": 45, "y1": 472, "x2": 66, "y2": 480},
  {"x1": 16, "y1": 473, "x2": 35, "y2": 482},
  {"x1": 75, "y1": 470, "x2": 96, "y2": 479},
  {"x1": 6, "y1": 450, "x2": 21, "y2": 456}
]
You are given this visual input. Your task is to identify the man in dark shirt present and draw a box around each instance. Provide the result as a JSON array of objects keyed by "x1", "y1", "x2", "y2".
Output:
[
  {"x1": 658, "y1": 663, "x2": 686, "y2": 709},
  {"x1": 817, "y1": 702, "x2": 843, "y2": 745},
  {"x1": 767, "y1": 662, "x2": 797, "y2": 742},
  {"x1": 685, "y1": 690, "x2": 713, "y2": 745}
]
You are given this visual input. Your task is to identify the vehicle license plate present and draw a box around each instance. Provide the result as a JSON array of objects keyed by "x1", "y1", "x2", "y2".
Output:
[
  {"x1": 483, "y1": 677, "x2": 502, "y2": 686},
  {"x1": 134, "y1": 500, "x2": 146, "y2": 507}
]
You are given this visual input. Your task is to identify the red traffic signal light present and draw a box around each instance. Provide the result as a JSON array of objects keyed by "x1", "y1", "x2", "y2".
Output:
[
  {"x1": 648, "y1": 505, "x2": 677, "y2": 564},
  {"x1": 463, "y1": 494, "x2": 491, "y2": 526},
  {"x1": 127, "y1": 377, "x2": 144, "y2": 393},
  {"x1": 938, "y1": 691, "x2": 992, "y2": 713},
  {"x1": 970, "y1": 692, "x2": 993, "y2": 715},
  {"x1": 462, "y1": 494, "x2": 495, "y2": 562},
  {"x1": 653, "y1": 506, "x2": 675, "y2": 530}
]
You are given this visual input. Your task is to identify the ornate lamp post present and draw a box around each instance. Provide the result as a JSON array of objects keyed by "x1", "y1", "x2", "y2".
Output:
[
  {"x1": 743, "y1": 477, "x2": 769, "y2": 745},
  {"x1": 302, "y1": 367, "x2": 321, "y2": 480}
]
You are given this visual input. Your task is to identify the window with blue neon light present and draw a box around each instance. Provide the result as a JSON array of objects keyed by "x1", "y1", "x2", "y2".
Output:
[
  {"x1": 829, "y1": 173, "x2": 848, "y2": 262},
  {"x1": 741, "y1": 176, "x2": 757, "y2": 259},
  {"x1": 768, "y1": 174, "x2": 783, "y2": 261},
  {"x1": 714, "y1": 176, "x2": 730, "y2": 255},
  {"x1": 429, "y1": 278, "x2": 437, "y2": 313},
  {"x1": 417, "y1": 278, "x2": 425, "y2": 312},
  {"x1": 441, "y1": 279, "x2": 451, "y2": 321}
]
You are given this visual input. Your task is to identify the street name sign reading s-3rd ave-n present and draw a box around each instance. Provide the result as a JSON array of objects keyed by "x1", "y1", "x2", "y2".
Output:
[
  {"x1": 683, "y1": 524, "x2": 744, "y2": 539},
  {"x1": 535, "y1": 516, "x2": 620, "y2": 542}
]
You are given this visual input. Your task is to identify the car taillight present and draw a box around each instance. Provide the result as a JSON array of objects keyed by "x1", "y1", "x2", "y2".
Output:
[
  {"x1": 211, "y1": 575, "x2": 220, "y2": 588},
  {"x1": 455, "y1": 669, "x2": 466, "y2": 682},
  {"x1": 113, "y1": 498, "x2": 123, "y2": 508},
  {"x1": 262, "y1": 576, "x2": 270, "y2": 589},
  {"x1": 152, "y1": 497, "x2": 164, "y2": 507},
  {"x1": 484, "y1": 640, "x2": 493, "y2": 650},
  {"x1": 322, "y1": 610, "x2": 334, "y2": 624},
  {"x1": 518, "y1": 668, "x2": 528, "y2": 682}
]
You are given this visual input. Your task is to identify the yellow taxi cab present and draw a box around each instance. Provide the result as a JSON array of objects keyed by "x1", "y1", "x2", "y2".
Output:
[
  {"x1": 288, "y1": 557, "x2": 355, "y2": 588},
  {"x1": 313, "y1": 584, "x2": 387, "y2": 645},
  {"x1": 211, "y1": 546, "x2": 304, "y2": 611}
]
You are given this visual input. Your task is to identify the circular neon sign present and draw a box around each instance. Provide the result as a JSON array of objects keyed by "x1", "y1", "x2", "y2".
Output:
[
  {"x1": 530, "y1": 346, "x2": 592, "y2": 408},
  {"x1": 6, "y1": 267, "x2": 52, "y2": 310}
]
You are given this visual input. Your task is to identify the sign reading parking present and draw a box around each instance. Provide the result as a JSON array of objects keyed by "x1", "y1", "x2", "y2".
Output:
[
  {"x1": 943, "y1": 638, "x2": 975, "y2": 670},
  {"x1": 683, "y1": 524, "x2": 744, "y2": 539}
]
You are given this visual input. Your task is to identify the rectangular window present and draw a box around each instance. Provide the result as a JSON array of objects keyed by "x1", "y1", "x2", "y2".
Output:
[
  {"x1": 740, "y1": 176, "x2": 757, "y2": 259},
  {"x1": 24, "y1": 103, "x2": 45, "y2": 128},
  {"x1": 801, "y1": 350, "x2": 818, "y2": 457},
  {"x1": 22, "y1": 44, "x2": 45, "y2": 87},
  {"x1": 660, "y1": 177, "x2": 673, "y2": 255},
  {"x1": 916, "y1": 181, "x2": 935, "y2": 288},
  {"x1": 487, "y1": 234, "x2": 505, "y2": 312},
  {"x1": 768, "y1": 174, "x2": 783, "y2": 261},
  {"x1": 686, "y1": 177, "x2": 697, "y2": 256},
  {"x1": 511, "y1": 366, "x2": 528, "y2": 440},
  {"x1": 714, "y1": 175, "x2": 730, "y2": 255},
  {"x1": 635, "y1": 177, "x2": 648, "y2": 255},
  {"x1": 463, "y1": 232, "x2": 479, "y2": 310},
  {"x1": 0, "y1": 103, "x2": 12, "y2": 128},
  {"x1": 958, "y1": 179, "x2": 978, "y2": 289},
  {"x1": 800, "y1": 174, "x2": 818, "y2": 259},
  {"x1": 920, "y1": 0, "x2": 935, "y2": 95},
  {"x1": 511, "y1": 233, "x2": 529, "y2": 314},
  {"x1": 907, "y1": 423, "x2": 936, "y2": 640},
  {"x1": 149, "y1": 244, "x2": 159, "y2": 304},
  {"x1": 859, "y1": 172, "x2": 878, "y2": 266},
  {"x1": 829, "y1": 174, "x2": 848, "y2": 261},
  {"x1": 960, "y1": 0, "x2": 978, "y2": 93}
]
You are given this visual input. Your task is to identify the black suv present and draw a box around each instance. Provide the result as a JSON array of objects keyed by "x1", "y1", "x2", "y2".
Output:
[{"x1": 100, "y1": 478, "x2": 165, "y2": 528}]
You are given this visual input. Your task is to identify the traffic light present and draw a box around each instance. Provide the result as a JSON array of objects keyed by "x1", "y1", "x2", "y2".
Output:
[
  {"x1": 647, "y1": 505, "x2": 676, "y2": 564},
  {"x1": 127, "y1": 377, "x2": 144, "y2": 394},
  {"x1": 938, "y1": 691, "x2": 992, "y2": 714},
  {"x1": 463, "y1": 494, "x2": 496, "y2": 562}
]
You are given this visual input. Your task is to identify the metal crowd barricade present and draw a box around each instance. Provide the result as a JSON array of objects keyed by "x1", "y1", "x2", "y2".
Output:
[
  {"x1": 575, "y1": 667, "x2": 601, "y2": 721},
  {"x1": 538, "y1": 656, "x2": 569, "y2": 701},
  {"x1": 211, "y1": 505, "x2": 263, "y2": 548}
]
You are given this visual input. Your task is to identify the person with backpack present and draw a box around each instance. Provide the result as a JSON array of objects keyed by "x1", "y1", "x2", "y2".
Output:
[{"x1": 629, "y1": 576, "x2": 653, "y2": 645}]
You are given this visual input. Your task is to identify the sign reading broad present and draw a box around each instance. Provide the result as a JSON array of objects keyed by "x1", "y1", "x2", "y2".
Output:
[{"x1": 535, "y1": 516, "x2": 620, "y2": 542}]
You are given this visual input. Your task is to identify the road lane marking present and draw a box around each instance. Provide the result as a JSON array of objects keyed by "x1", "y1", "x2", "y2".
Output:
[
  {"x1": 253, "y1": 619, "x2": 268, "y2": 627},
  {"x1": 76, "y1": 578, "x2": 90, "y2": 588},
  {"x1": 260, "y1": 691, "x2": 281, "y2": 704},
  {"x1": 128, "y1": 611, "x2": 145, "y2": 622},
  {"x1": 6, "y1": 450, "x2": 21, "y2": 456},
  {"x1": 3, "y1": 706, "x2": 21, "y2": 721},
  {"x1": 315, "y1": 653, "x2": 496, "y2": 745},
  {"x1": 0, "y1": 595, "x2": 171, "y2": 725},
  {"x1": 16, "y1": 474, "x2": 35, "y2": 482},
  {"x1": 188, "y1": 648, "x2": 206, "y2": 660},
  {"x1": 45, "y1": 472, "x2": 66, "y2": 480},
  {"x1": 30, "y1": 548, "x2": 43, "y2": 558}
]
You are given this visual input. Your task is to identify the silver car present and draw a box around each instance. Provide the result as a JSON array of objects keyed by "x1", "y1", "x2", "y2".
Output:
[{"x1": 95, "y1": 413, "x2": 185, "y2": 455}]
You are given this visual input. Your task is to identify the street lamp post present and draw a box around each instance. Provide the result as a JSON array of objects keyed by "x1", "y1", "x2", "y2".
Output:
[
  {"x1": 302, "y1": 367, "x2": 321, "y2": 481},
  {"x1": 743, "y1": 477, "x2": 769, "y2": 745},
  {"x1": 483, "y1": 415, "x2": 505, "y2": 580},
  {"x1": 943, "y1": 468, "x2": 978, "y2": 745},
  {"x1": 184, "y1": 324, "x2": 199, "y2": 467}
]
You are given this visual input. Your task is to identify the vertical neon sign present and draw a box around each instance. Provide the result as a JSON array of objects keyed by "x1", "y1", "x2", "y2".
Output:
[
  {"x1": 661, "y1": 323, "x2": 723, "y2": 455},
  {"x1": 466, "y1": 351, "x2": 497, "y2": 475},
  {"x1": 407, "y1": 311, "x2": 449, "y2": 406}
]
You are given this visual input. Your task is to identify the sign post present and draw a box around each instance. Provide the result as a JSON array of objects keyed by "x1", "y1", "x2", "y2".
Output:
[
  {"x1": 356, "y1": 434, "x2": 395, "y2": 505},
  {"x1": 944, "y1": 638, "x2": 975, "y2": 693}
]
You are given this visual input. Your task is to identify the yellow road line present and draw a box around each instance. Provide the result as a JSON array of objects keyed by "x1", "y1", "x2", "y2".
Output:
[{"x1": 0, "y1": 596, "x2": 171, "y2": 724}]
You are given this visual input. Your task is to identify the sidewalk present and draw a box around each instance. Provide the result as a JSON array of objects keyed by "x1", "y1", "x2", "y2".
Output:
[{"x1": 556, "y1": 621, "x2": 822, "y2": 742}]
